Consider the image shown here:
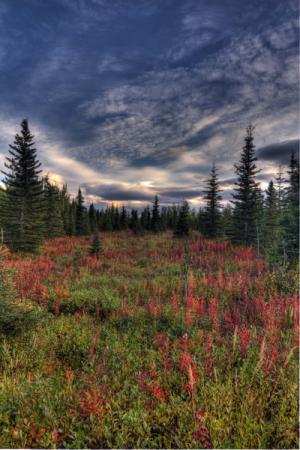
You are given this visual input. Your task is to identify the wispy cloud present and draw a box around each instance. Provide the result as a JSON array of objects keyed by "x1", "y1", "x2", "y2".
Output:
[{"x1": 0, "y1": 0, "x2": 298, "y2": 206}]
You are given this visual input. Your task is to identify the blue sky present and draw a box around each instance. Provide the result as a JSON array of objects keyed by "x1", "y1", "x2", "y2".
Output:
[{"x1": 0, "y1": 0, "x2": 298, "y2": 207}]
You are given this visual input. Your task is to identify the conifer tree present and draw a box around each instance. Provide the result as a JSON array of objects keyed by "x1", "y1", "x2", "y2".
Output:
[
  {"x1": 275, "y1": 165, "x2": 286, "y2": 211},
  {"x1": 231, "y1": 125, "x2": 260, "y2": 246},
  {"x1": 89, "y1": 230, "x2": 102, "y2": 257},
  {"x1": 68, "y1": 200, "x2": 76, "y2": 236},
  {"x1": 75, "y1": 189, "x2": 87, "y2": 236},
  {"x1": 169, "y1": 204, "x2": 178, "y2": 230},
  {"x1": 43, "y1": 176, "x2": 64, "y2": 238},
  {"x1": 141, "y1": 205, "x2": 151, "y2": 231},
  {"x1": 220, "y1": 205, "x2": 233, "y2": 240},
  {"x1": 264, "y1": 180, "x2": 278, "y2": 258},
  {"x1": 283, "y1": 152, "x2": 299, "y2": 260},
  {"x1": 88, "y1": 203, "x2": 97, "y2": 233},
  {"x1": 120, "y1": 206, "x2": 128, "y2": 230},
  {"x1": 0, "y1": 119, "x2": 45, "y2": 252},
  {"x1": 113, "y1": 207, "x2": 121, "y2": 231},
  {"x1": 203, "y1": 163, "x2": 222, "y2": 238},
  {"x1": 129, "y1": 209, "x2": 140, "y2": 234},
  {"x1": 151, "y1": 195, "x2": 161, "y2": 233},
  {"x1": 60, "y1": 184, "x2": 72, "y2": 235},
  {"x1": 174, "y1": 201, "x2": 190, "y2": 237}
]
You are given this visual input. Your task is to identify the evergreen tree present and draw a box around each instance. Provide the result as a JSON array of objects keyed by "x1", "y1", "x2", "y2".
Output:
[
  {"x1": 43, "y1": 176, "x2": 64, "y2": 238},
  {"x1": 197, "y1": 208, "x2": 206, "y2": 235},
  {"x1": 275, "y1": 165, "x2": 286, "y2": 211},
  {"x1": 203, "y1": 163, "x2": 222, "y2": 238},
  {"x1": 220, "y1": 205, "x2": 233, "y2": 240},
  {"x1": 88, "y1": 203, "x2": 97, "y2": 233},
  {"x1": 68, "y1": 200, "x2": 76, "y2": 236},
  {"x1": 129, "y1": 209, "x2": 140, "y2": 234},
  {"x1": 113, "y1": 207, "x2": 121, "y2": 231},
  {"x1": 231, "y1": 125, "x2": 260, "y2": 246},
  {"x1": 151, "y1": 196, "x2": 161, "y2": 233},
  {"x1": 174, "y1": 201, "x2": 190, "y2": 237},
  {"x1": 60, "y1": 184, "x2": 72, "y2": 235},
  {"x1": 141, "y1": 205, "x2": 151, "y2": 231},
  {"x1": 283, "y1": 152, "x2": 299, "y2": 260},
  {"x1": 120, "y1": 206, "x2": 128, "y2": 230},
  {"x1": 264, "y1": 180, "x2": 279, "y2": 259},
  {"x1": 75, "y1": 189, "x2": 87, "y2": 236},
  {"x1": 0, "y1": 119, "x2": 45, "y2": 252},
  {"x1": 169, "y1": 204, "x2": 178, "y2": 230},
  {"x1": 89, "y1": 230, "x2": 102, "y2": 257},
  {"x1": 254, "y1": 186, "x2": 265, "y2": 256}
]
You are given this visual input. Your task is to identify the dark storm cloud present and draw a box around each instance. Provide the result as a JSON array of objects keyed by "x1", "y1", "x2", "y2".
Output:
[
  {"x1": 0, "y1": 0, "x2": 298, "y2": 204},
  {"x1": 257, "y1": 139, "x2": 299, "y2": 164},
  {"x1": 82, "y1": 182, "x2": 203, "y2": 203},
  {"x1": 130, "y1": 147, "x2": 188, "y2": 168},
  {"x1": 81, "y1": 183, "x2": 154, "y2": 202}
]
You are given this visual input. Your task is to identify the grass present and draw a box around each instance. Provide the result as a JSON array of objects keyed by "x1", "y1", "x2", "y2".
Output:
[{"x1": 0, "y1": 232, "x2": 298, "y2": 448}]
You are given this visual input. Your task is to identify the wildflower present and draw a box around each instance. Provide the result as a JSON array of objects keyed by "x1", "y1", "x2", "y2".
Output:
[{"x1": 65, "y1": 370, "x2": 75, "y2": 381}]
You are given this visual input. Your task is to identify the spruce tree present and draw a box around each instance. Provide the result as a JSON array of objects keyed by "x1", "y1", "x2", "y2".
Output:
[
  {"x1": 231, "y1": 125, "x2": 260, "y2": 246},
  {"x1": 129, "y1": 209, "x2": 140, "y2": 234},
  {"x1": 284, "y1": 152, "x2": 299, "y2": 260},
  {"x1": 89, "y1": 230, "x2": 102, "y2": 257},
  {"x1": 60, "y1": 184, "x2": 72, "y2": 235},
  {"x1": 264, "y1": 180, "x2": 278, "y2": 259},
  {"x1": 43, "y1": 176, "x2": 64, "y2": 238},
  {"x1": 68, "y1": 200, "x2": 76, "y2": 236},
  {"x1": 141, "y1": 205, "x2": 151, "y2": 231},
  {"x1": 88, "y1": 203, "x2": 97, "y2": 233},
  {"x1": 203, "y1": 163, "x2": 222, "y2": 238},
  {"x1": 120, "y1": 206, "x2": 128, "y2": 230},
  {"x1": 174, "y1": 201, "x2": 190, "y2": 237},
  {"x1": 0, "y1": 119, "x2": 45, "y2": 252},
  {"x1": 113, "y1": 207, "x2": 121, "y2": 231},
  {"x1": 220, "y1": 205, "x2": 233, "y2": 240},
  {"x1": 75, "y1": 189, "x2": 87, "y2": 236},
  {"x1": 275, "y1": 165, "x2": 286, "y2": 211},
  {"x1": 151, "y1": 195, "x2": 161, "y2": 233}
]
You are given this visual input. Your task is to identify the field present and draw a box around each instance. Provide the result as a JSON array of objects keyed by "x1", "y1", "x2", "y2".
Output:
[{"x1": 0, "y1": 233, "x2": 298, "y2": 449}]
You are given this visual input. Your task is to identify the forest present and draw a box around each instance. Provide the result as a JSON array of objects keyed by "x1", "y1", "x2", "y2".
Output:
[
  {"x1": 0, "y1": 120, "x2": 298, "y2": 265},
  {"x1": 0, "y1": 119, "x2": 298, "y2": 448}
]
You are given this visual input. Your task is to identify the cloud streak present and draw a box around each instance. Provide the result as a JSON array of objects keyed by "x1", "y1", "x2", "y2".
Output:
[{"x1": 0, "y1": 0, "x2": 298, "y2": 206}]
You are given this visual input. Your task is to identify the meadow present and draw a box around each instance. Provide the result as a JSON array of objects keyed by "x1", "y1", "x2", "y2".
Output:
[{"x1": 0, "y1": 232, "x2": 298, "y2": 449}]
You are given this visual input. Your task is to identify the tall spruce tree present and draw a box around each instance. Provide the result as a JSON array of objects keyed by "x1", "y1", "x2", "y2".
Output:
[
  {"x1": 231, "y1": 125, "x2": 260, "y2": 246},
  {"x1": 60, "y1": 184, "x2": 72, "y2": 235},
  {"x1": 129, "y1": 209, "x2": 140, "y2": 234},
  {"x1": 284, "y1": 152, "x2": 299, "y2": 260},
  {"x1": 0, "y1": 119, "x2": 45, "y2": 252},
  {"x1": 113, "y1": 207, "x2": 121, "y2": 231},
  {"x1": 151, "y1": 195, "x2": 161, "y2": 233},
  {"x1": 174, "y1": 200, "x2": 190, "y2": 237},
  {"x1": 43, "y1": 176, "x2": 64, "y2": 238},
  {"x1": 275, "y1": 165, "x2": 286, "y2": 211},
  {"x1": 203, "y1": 163, "x2": 222, "y2": 238},
  {"x1": 120, "y1": 206, "x2": 128, "y2": 230},
  {"x1": 220, "y1": 205, "x2": 233, "y2": 240},
  {"x1": 75, "y1": 189, "x2": 88, "y2": 236},
  {"x1": 264, "y1": 180, "x2": 278, "y2": 259},
  {"x1": 141, "y1": 205, "x2": 151, "y2": 231},
  {"x1": 88, "y1": 203, "x2": 97, "y2": 233}
]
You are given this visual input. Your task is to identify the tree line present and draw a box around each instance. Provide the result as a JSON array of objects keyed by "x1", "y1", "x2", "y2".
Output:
[{"x1": 0, "y1": 120, "x2": 298, "y2": 265}]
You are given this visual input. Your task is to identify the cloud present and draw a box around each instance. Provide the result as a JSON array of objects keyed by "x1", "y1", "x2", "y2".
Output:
[
  {"x1": 191, "y1": 115, "x2": 220, "y2": 135},
  {"x1": 81, "y1": 181, "x2": 205, "y2": 205},
  {"x1": 0, "y1": 0, "x2": 298, "y2": 208},
  {"x1": 257, "y1": 139, "x2": 299, "y2": 164},
  {"x1": 81, "y1": 182, "x2": 154, "y2": 202}
]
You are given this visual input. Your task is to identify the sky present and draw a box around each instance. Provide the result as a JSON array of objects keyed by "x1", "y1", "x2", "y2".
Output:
[{"x1": 0, "y1": 0, "x2": 299, "y2": 208}]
